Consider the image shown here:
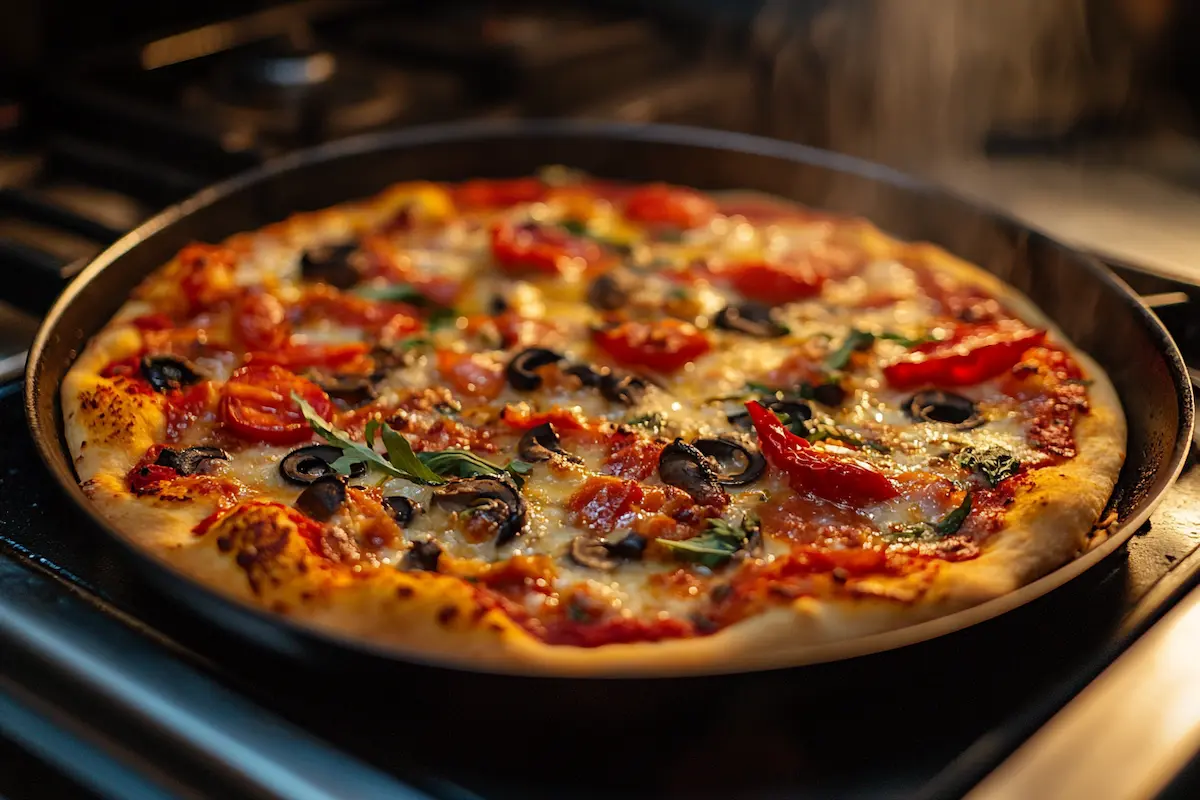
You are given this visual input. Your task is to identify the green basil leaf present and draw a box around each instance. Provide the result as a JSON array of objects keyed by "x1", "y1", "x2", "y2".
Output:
[
  {"x1": 877, "y1": 331, "x2": 937, "y2": 348},
  {"x1": 889, "y1": 492, "x2": 974, "y2": 540},
  {"x1": 824, "y1": 329, "x2": 876, "y2": 371},
  {"x1": 375, "y1": 421, "x2": 443, "y2": 484},
  {"x1": 427, "y1": 308, "x2": 460, "y2": 331},
  {"x1": 658, "y1": 513, "x2": 760, "y2": 568},
  {"x1": 560, "y1": 219, "x2": 589, "y2": 236},
  {"x1": 293, "y1": 394, "x2": 404, "y2": 478},
  {"x1": 956, "y1": 445, "x2": 1021, "y2": 487},
  {"x1": 626, "y1": 412, "x2": 667, "y2": 432}
]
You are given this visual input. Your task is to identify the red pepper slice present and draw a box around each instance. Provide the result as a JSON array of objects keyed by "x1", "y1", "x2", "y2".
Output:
[
  {"x1": 883, "y1": 322, "x2": 1046, "y2": 389},
  {"x1": 745, "y1": 401, "x2": 898, "y2": 506}
]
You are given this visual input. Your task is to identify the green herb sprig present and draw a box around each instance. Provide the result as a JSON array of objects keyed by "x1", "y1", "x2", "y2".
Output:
[
  {"x1": 956, "y1": 445, "x2": 1021, "y2": 487},
  {"x1": 658, "y1": 513, "x2": 761, "y2": 568},
  {"x1": 888, "y1": 492, "x2": 974, "y2": 541}
]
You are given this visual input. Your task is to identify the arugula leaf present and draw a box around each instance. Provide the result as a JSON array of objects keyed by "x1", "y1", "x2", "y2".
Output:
[
  {"x1": 351, "y1": 283, "x2": 430, "y2": 305},
  {"x1": 626, "y1": 411, "x2": 667, "y2": 432},
  {"x1": 824, "y1": 329, "x2": 876, "y2": 371},
  {"x1": 560, "y1": 219, "x2": 589, "y2": 236},
  {"x1": 371, "y1": 420, "x2": 443, "y2": 484},
  {"x1": 889, "y1": 492, "x2": 974, "y2": 541},
  {"x1": 745, "y1": 381, "x2": 782, "y2": 397},
  {"x1": 877, "y1": 331, "x2": 937, "y2": 348},
  {"x1": 956, "y1": 445, "x2": 1021, "y2": 487},
  {"x1": 658, "y1": 513, "x2": 761, "y2": 568},
  {"x1": 804, "y1": 420, "x2": 889, "y2": 453},
  {"x1": 293, "y1": 394, "x2": 406, "y2": 479}
]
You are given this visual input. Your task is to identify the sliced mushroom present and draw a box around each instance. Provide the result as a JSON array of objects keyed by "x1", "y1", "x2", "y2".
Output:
[
  {"x1": 304, "y1": 371, "x2": 378, "y2": 410},
  {"x1": 432, "y1": 478, "x2": 527, "y2": 545},
  {"x1": 714, "y1": 302, "x2": 788, "y2": 338},
  {"x1": 904, "y1": 390, "x2": 983, "y2": 429},
  {"x1": 155, "y1": 446, "x2": 229, "y2": 476},
  {"x1": 506, "y1": 348, "x2": 564, "y2": 391},
  {"x1": 403, "y1": 539, "x2": 442, "y2": 572},
  {"x1": 280, "y1": 444, "x2": 367, "y2": 485},
  {"x1": 586, "y1": 273, "x2": 631, "y2": 311},
  {"x1": 383, "y1": 495, "x2": 421, "y2": 526},
  {"x1": 295, "y1": 475, "x2": 347, "y2": 522},
  {"x1": 658, "y1": 439, "x2": 728, "y2": 507},
  {"x1": 691, "y1": 437, "x2": 766, "y2": 486},
  {"x1": 518, "y1": 422, "x2": 581, "y2": 463},
  {"x1": 599, "y1": 373, "x2": 649, "y2": 406},
  {"x1": 728, "y1": 398, "x2": 812, "y2": 430},
  {"x1": 570, "y1": 535, "x2": 619, "y2": 570},
  {"x1": 300, "y1": 243, "x2": 359, "y2": 289},
  {"x1": 140, "y1": 355, "x2": 203, "y2": 393}
]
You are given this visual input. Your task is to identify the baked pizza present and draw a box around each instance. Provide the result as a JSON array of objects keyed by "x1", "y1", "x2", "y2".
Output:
[{"x1": 62, "y1": 172, "x2": 1125, "y2": 674}]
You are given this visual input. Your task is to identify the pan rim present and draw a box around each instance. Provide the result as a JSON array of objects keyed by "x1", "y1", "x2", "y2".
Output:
[{"x1": 24, "y1": 119, "x2": 1195, "y2": 678}]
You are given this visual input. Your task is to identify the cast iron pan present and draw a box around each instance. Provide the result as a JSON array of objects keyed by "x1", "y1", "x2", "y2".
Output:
[{"x1": 22, "y1": 120, "x2": 1194, "y2": 678}]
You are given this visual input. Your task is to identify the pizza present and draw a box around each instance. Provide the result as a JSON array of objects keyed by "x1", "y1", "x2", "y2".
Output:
[{"x1": 61, "y1": 172, "x2": 1125, "y2": 675}]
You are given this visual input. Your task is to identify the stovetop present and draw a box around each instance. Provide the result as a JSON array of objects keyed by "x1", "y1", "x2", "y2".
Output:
[{"x1": 5, "y1": 3, "x2": 1200, "y2": 798}]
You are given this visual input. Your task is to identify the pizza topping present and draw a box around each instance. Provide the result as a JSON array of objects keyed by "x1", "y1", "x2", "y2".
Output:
[
  {"x1": 568, "y1": 476, "x2": 644, "y2": 533},
  {"x1": 402, "y1": 539, "x2": 442, "y2": 571},
  {"x1": 586, "y1": 272, "x2": 632, "y2": 311},
  {"x1": 623, "y1": 183, "x2": 716, "y2": 229},
  {"x1": 713, "y1": 302, "x2": 789, "y2": 338},
  {"x1": 956, "y1": 445, "x2": 1022, "y2": 487},
  {"x1": 517, "y1": 422, "x2": 580, "y2": 464},
  {"x1": 824, "y1": 329, "x2": 877, "y2": 371},
  {"x1": 383, "y1": 495, "x2": 421, "y2": 526},
  {"x1": 888, "y1": 491, "x2": 974, "y2": 541},
  {"x1": 505, "y1": 347, "x2": 565, "y2": 391},
  {"x1": 598, "y1": 371, "x2": 651, "y2": 406},
  {"x1": 657, "y1": 439, "x2": 729, "y2": 508},
  {"x1": 299, "y1": 243, "x2": 360, "y2": 289},
  {"x1": 722, "y1": 259, "x2": 825, "y2": 304},
  {"x1": 746, "y1": 400, "x2": 898, "y2": 506},
  {"x1": 593, "y1": 319, "x2": 711, "y2": 373},
  {"x1": 295, "y1": 474, "x2": 348, "y2": 522},
  {"x1": 280, "y1": 444, "x2": 367, "y2": 485},
  {"x1": 436, "y1": 350, "x2": 505, "y2": 400},
  {"x1": 569, "y1": 535, "x2": 623, "y2": 571},
  {"x1": 490, "y1": 220, "x2": 605, "y2": 275},
  {"x1": 729, "y1": 396, "x2": 811, "y2": 431},
  {"x1": 883, "y1": 322, "x2": 1047, "y2": 389},
  {"x1": 431, "y1": 478, "x2": 527, "y2": 545},
  {"x1": 658, "y1": 514, "x2": 761, "y2": 568},
  {"x1": 221, "y1": 365, "x2": 333, "y2": 445},
  {"x1": 141, "y1": 355, "x2": 205, "y2": 393},
  {"x1": 234, "y1": 291, "x2": 290, "y2": 351},
  {"x1": 904, "y1": 390, "x2": 983, "y2": 429},
  {"x1": 155, "y1": 446, "x2": 229, "y2": 476},
  {"x1": 303, "y1": 371, "x2": 378, "y2": 410},
  {"x1": 691, "y1": 437, "x2": 766, "y2": 486}
]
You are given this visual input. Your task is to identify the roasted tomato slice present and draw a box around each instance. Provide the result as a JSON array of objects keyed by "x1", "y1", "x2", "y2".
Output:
[
  {"x1": 745, "y1": 400, "x2": 898, "y2": 506},
  {"x1": 247, "y1": 342, "x2": 371, "y2": 372},
  {"x1": 568, "y1": 476, "x2": 645, "y2": 533},
  {"x1": 722, "y1": 259, "x2": 825, "y2": 304},
  {"x1": 219, "y1": 364, "x2": 332, "y2": 444},
  {"x1": 883, "y1": 321, "x2": 1047, "y2": 389},
  {"x1": 623, "y1": 183, "x2": 716, "y2": 229},
  {"x1": 592, "y1": 319, "x2": 711, "y2": 373},
  {"x1": 436, "y1": 350, "x2": 506, "y2": 400},
  {"x1": 490, "y1": 221, "x2": 605, "y2": 275},
  {"x1": 234, "y1": 291, "x2": 290, "y2": 351},
  {"x1": 454, "y1": 178, "x2": 547, "y2": 209}
]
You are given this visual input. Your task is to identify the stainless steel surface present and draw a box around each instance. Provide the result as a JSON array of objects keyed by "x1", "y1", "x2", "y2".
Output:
[{"x1": 969, "y1": 582, "x2": 1200, "y2": 800}]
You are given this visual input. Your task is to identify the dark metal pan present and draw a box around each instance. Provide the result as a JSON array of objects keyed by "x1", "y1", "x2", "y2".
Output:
[{"x1": 22, "y1": 120, "x2": 1194, "y2": 678}]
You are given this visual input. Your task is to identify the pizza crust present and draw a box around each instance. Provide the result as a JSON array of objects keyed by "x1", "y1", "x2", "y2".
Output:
[{"x1": 59, "y1": 187, "x2": 1127, "y2": 677}]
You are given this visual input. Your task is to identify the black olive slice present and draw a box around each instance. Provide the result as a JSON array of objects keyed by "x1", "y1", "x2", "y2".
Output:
[
  {"x1": 155, "y1": 446, "x2": 230, "y2": 477},
  {"x1": 383, "y1": 495, "x2": 421, "y2": 526},
  {"x1": 403, "y1": 539, "x2": 442, "y2": 572},
  {"x1": 714, "y1": 302, "x2": 788, "y2": 338},
  {"x1": 692, "y1": 437, "x2": 766, "y2": 486},
  {"x1": 658, "y1": 439, "x2": 728, "y2": 507},
  {"x1": 586, "y1": 273, "x2": 630, "y2": 311},
  {"x1": 728, "y1": 398, "x2": 812, "y2": 430},
  {"x1": 488, "y1": 295, "x2": 510, "y2": 314},
  {"x1": 280, "y1": 445, "x2": 367, "y2": 485},
  {"x1": 432, "y1": 478, "x2": 527, "y2": 546},
  {"x1": 599, "y1": 373, "x2": 649, "y2": 406},
  {"x1": 300, "y1": 243, "x2": 359, "y2": 289},
  {"x1": 506, "y1": 348, "x2": 565, "y2": 391},
  {"x1": 904, "y1": 390, "x2": 983, "y2": 429},
  {"x1": 295, "y1": 475, "x2": 347, "y2": 522},
  {"x1": 810, "y1": 382, "x2": 847, "y2": 407},
  {"x1": 140, "y1": 355, "x2": 203, "y2": 393},
  {"x1": 603, "y1": 532, "x2": 648, "y2": 560},
  {"x1": 305, "y1": 371, "x2": 378, "y2": 410},
  {"x1": 518, "y1": 422, "x2": 581, "y2": 463},
  {"x1": 570, "y1": 535, "x2": 619, "y2": 570},
  {"x1": 564, "y1": 363, "x2": 604, "y2": 388}
]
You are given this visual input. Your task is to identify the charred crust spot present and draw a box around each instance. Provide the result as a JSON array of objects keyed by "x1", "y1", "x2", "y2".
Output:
[
  {"x1": 832, "y1": 567, "x2": 850, "y2": 584},
  {"x1": 437, "y1": 605, "x2": 460, "y2": 625},
  {"x1": 487, "y1": 622, "x2": 506, "y2": 634},
  {"x1": 271, "y1": 601, "x2": 289, "y2": 613},
  {"x1": 216, "y1": 536, "x2": 233, "y2": 553},
  {"x1": 396, "y1": 585, "x2": 415, "y2": 599}
]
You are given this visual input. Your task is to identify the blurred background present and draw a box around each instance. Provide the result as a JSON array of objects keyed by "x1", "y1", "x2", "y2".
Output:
[{"x1": 0, "y1": 0, "x2": 1198, "y2": 324}]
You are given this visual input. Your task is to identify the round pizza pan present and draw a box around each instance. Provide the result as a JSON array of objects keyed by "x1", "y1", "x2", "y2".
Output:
[{"x1": 23, "y1": 120, "x2": 1194, "y2": 678}]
